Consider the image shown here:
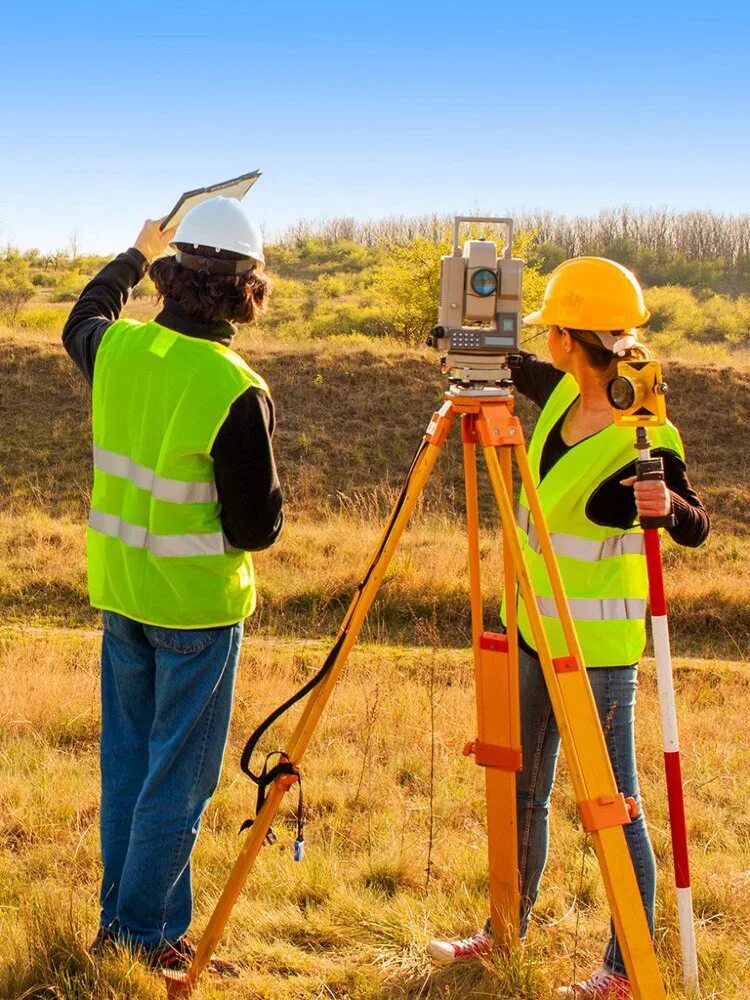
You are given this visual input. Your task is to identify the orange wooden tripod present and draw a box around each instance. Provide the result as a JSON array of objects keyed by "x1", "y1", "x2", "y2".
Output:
[{"x1": 165, "y1": 390, "x2": 667, "y2": 1000}]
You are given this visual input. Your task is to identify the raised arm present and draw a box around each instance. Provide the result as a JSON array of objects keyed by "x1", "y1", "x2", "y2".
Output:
[
  {"x1": 510, "y1": 350, "x2": 565, "y2": 408},
  {"x1": 61, "y1": 218, "x2": 176, "y2": 382}
]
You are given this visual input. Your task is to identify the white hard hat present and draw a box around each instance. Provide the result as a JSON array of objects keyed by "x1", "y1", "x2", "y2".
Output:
[{"x1": 172, "y1": 196, "x2": 264, "y2": 272}]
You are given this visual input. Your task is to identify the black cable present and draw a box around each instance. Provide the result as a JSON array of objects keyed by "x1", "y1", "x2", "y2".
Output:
[
  {"x1": 238, "y1": 435, "x2": 432, "y2": 840},
  {"x1": 520, "y1": 328, "x2": 548, "y2": 347}
]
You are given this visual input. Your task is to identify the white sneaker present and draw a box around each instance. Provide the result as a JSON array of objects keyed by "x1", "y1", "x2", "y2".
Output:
[
  {"x1": 557, "y1": 967, "x2": 632, "y2": 998},
  {"x1": 426, "y1": 928, "x2": 493, "y2": 964}
]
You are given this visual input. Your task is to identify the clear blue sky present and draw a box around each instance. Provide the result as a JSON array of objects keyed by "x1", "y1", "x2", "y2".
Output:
[{"x1": 0, "y1": 1, "x2": 748, "y2": 253}]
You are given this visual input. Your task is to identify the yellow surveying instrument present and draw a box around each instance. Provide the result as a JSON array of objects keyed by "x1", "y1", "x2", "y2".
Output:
[
  {"x1": 164, "y1": 219, "x2": 669, "y2": 999},
  {"x1": 607, "y1": 360, "x2": 669, "y2": 427}
]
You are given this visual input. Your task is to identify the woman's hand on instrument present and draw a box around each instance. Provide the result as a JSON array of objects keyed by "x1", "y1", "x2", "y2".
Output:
[
  {"x1": 133, "y1": 217, "x2": 178, "y2": 263},
  {"x1": 620, "y1": 476, "x2": 673, "y2": 518}
]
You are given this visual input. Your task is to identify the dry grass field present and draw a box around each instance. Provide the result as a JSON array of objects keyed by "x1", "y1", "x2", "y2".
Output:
[
  {"x1": 1, "y1": 308, "x2": 749, "y2": 998},
  {"x1": 0, "y1": 632, "x2": 748, "y2": 999}
]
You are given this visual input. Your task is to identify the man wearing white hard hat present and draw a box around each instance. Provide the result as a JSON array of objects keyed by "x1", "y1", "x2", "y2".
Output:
[{"x1": 62, "y1": 198, "x2": 282, "y2": 977}]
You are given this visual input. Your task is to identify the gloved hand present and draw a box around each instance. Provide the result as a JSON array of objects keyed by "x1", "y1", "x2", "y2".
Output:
[{"x1": 133, "y1": 217, "x2": 178, "y2": 263}]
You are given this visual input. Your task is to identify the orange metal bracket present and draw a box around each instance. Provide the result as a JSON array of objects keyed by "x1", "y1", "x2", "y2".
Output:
[
  {"x1": 464, "y1": 739, "x2": 523, "y2": 772},
  {"x1": 578, "y1": 793, "x2": 640, "y2": 832},
  {"x1": 461, "y1": 413, "x2": 481, "y2": 445},
  {"x1": 479, "y1": 632, "x2": 508, "y2": 653},
  {"x1": 553, "y1": 655, "x2": 581, "y2": 674}
]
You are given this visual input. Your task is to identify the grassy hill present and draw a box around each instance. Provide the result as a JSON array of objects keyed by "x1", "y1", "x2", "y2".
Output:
[
  {"x1": 0, "y1": 234, "x2": 749, "y2": 998},
  {"x1": 1, "y1": 325, "x2": 749, "y2": 658}
]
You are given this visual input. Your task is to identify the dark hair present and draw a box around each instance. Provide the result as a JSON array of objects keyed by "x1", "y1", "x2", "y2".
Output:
[
  {"x1": 564, "y1": 328, "x2": 650, "y2": 378},
  {"x1": 150, "y1": 246, "x2": 270, "y2": 324}
]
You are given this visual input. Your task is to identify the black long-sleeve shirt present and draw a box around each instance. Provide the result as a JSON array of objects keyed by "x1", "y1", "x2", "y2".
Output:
[
  {"x1": 511, "y1": 351, "x2": 709, "y2": 547},
  {"x1": 62, "y1": 250, "x2": 283, "y2": 551}
]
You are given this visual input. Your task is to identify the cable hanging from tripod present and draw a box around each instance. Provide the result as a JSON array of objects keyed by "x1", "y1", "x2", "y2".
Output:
[{"x1": 238, "y1": 435, "x2": 432, "y2": 849}]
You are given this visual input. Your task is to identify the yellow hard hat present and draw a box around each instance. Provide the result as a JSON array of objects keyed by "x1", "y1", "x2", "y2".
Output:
[{"x1": 523, "y1": 256, "x2": 650, "y2": 331}]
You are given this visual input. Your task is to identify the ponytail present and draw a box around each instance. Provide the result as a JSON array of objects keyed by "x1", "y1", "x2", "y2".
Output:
[{"x1": 564, "y1": 328, "x2": 650, "y2": 381}]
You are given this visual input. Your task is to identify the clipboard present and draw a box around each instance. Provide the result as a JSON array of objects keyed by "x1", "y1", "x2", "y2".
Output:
[{"x1": 160, "y1": 170, "x2": 261, "y2": 231}]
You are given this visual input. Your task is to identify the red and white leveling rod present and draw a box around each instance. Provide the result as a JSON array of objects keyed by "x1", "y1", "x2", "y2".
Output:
[{"x1": 637, "y1": 427, "x2": 700, "y2": 997}]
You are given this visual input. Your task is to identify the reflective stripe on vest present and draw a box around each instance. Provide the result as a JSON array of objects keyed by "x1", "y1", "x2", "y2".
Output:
[
  {"x1": 536, "y1": 596, "x2": 648, "y2": 621},
  {"x1": 88, "y1": 510, "x2": 227, "y2": 558},
  {"x1": 93, "y1": 445, "x2": 218, "y2": 504},
  {"x1": 517, "y1": 505, "x2": 645, "y2": 562}
]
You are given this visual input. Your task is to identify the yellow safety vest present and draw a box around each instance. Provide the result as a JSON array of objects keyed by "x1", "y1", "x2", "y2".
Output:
[
  {"x1": 88, "y1": 318, "x2": 269, "y2": 629},
  {"x1": 506, "y1": 373, "x2": 684, "y2": 666}
]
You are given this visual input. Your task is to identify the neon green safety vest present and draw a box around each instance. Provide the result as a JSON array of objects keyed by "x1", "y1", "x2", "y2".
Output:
[
  {"x1": 87, "y1": 318, "x2": 269, "y2": 629},
  {"x1": 505, "y1": 373, "x2": 684, "y2": 667}
]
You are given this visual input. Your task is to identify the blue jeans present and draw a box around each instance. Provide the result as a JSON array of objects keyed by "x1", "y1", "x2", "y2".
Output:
[
  {"x1": 489, "y1": 647, "x2": 656, "y2": 979},
  {"x1": 99, "y1": 611, "x2": 243, "y2": 949}
]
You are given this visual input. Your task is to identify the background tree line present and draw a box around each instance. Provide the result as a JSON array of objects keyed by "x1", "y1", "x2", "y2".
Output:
[{"x1": 2, "y1": 208, "x2": 749, "y2": 354}]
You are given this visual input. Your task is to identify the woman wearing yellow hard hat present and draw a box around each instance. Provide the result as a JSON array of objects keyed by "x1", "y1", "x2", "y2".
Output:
[{"x1": 427, "y1": 257, "x2": 709, "y2": 998}]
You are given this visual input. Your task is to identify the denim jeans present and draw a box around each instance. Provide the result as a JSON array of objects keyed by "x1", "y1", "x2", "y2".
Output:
[
  {"x1": 488, "y1": 646, "x2": 656, "y2": 978},
  {"x1": 99, "y1": 611, "x2": 243, "y2": 949}
]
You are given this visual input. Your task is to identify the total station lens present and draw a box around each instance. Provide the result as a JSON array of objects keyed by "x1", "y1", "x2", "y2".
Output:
[
  {"x1": 607, "y1": 376, "x2": 637, "y2": 411},
  {"x1": 470, "y1": 268, "x2": 497, "y2": 297}
]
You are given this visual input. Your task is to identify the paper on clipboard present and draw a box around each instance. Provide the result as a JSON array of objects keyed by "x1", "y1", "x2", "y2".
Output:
[{"x1": 160, "y1": 170, "x2": 261, "y2": 232}]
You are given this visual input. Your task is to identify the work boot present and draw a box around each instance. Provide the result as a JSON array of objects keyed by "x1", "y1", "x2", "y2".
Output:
[
  {"x1": 89, "y1": 926, "x2": 118, "y2": 957},
  {"x1": 426, "y1": 927, "x2": 493, "y2": 963},
  {"x1": 557, "y1": 968, "x2": 632, "y2": 998},
  {"x1": 146, "y1": 937, "x2": 241, "y2": 979}
]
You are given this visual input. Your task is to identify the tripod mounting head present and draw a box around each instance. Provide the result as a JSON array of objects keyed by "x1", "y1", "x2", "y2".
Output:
[{"x1": 429, "y1": 216, "x2": 525, "y2": 391}]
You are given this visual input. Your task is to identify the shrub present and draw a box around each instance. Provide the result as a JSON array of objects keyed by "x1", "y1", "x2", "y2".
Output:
[
  {"x1": 266, "y1": 237, "x2": 372, "y2": 280},
  {"x1": 316, "y1": 273, "x2": 350, "y2": 300},
  {"x1": 310, "y1": 304, "x2": 396, "y2": 339},
  {"x1": 53, "y1": 271, "x2": 90, "y2": 303},
  {"x1": 645, "y1": 285, "x2": 750, "y2": 351},
  {"x1": 131, "y1": 276, "x2": 156, "y2": 300},
  {"x1": 0, "y1": 256, "x2": 34, "y2": 321},
  {"x1": 31, "y1": 271, "x2": 56, "y2": 288},
  {"x1": 16, "y1": 307, "x2": 65, "y2": 334}
]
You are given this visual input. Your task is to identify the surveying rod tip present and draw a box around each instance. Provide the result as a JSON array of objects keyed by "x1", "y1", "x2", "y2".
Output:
[{"x1": 163, "y1": 970, "x2": 193, "y2": 998}]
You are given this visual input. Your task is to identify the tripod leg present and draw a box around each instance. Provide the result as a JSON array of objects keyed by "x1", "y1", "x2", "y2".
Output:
[
  {"x1": 462, "y1": 425, "x2": 520, "y2": 950},
  {"x1": 173, "y1": 407, "x2": 455, "y2": 995},
  {"x1": 481, "y1": 444, "x2": 667, "y2": 1000},
  {"x1": 463, "y1": 419, "x2": 484, "y2": 650}
]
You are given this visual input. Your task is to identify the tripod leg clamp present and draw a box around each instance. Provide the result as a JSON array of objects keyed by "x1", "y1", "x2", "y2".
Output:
[
  {"x1": 463, "y1": 739, "x2": 522, "y2": 772},
  {"x1": 578, "y1": 793, "x2": 640, "y2": 833},
  {"x1": 276, "y1": 770, "x2": 300, "y2": 791},
  {"x1": 425, "y1": 402, "x2": 454, "y2": 446},
  {"x1": 553, "y1": 655, "x2": 581, "y2": 674}
]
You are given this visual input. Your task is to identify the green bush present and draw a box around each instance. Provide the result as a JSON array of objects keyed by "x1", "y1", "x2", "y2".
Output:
[
  {"x1": 30, "y1": 271, "x2": 56, "y2": 288},
  {"x1": 310, "y1": 305, "x2": 397, "y2": 337},
  {"x1": 315, "y1": 273, "x2": 350, "y2": 299},
  {"x1": 131, "y1": 276, "x2": 156, "y2": 300},
  {"x1": 266, "y1": 237, "x2": 373, "y2": 280},
  {"x1": 0, "y1": 256, "x2": 34, "y2": 320},
  {"x1": 645, "y1": 285, "x2": 750, "y2": 350},
  {"x1": 310, "y1": 304, "x2": 396, "y2": 339},
  {"x1": 53, "y1": 271, "x2": 90, "y2": 302},
  {"x1": 16, "y1": 307, "x2": 65, "y2": 333}
]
